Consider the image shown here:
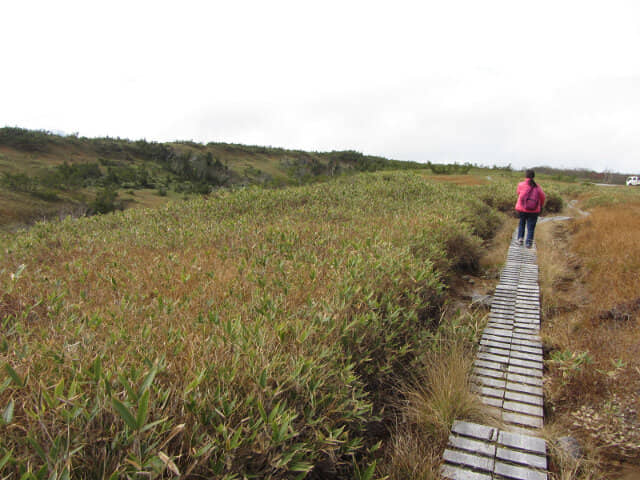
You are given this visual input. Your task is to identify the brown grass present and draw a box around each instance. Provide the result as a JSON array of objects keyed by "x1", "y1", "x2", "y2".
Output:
[{"x1": 539, "y1": 202, "x2": 640, "y2": 470}]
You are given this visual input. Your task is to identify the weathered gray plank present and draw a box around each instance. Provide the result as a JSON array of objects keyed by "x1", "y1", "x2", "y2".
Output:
[
  {"x1": 447, "y1": 435, "x2": 496, "y2": 456},
  {"x1": 472, "y1": 376, "x2": 506, "y2": 389},
  {"x1": 507, "y1": 365, "x2": 543, "y2": 378},
  {"x1": 507, "y1": 373, "x2": 543, "y2": 386},
  {"x1": 505, "y1": 390, "x2": 544, "y2": 406},
  {"x1": 474, "y1": 359, "x2": 505, "y2": 371},
  {"x1": 479, "y1": 345, "x2": 512, "y2": 357},
  {"x1": 508, "y1": 350, "x2": 543, "y2": 362},
  {"x1": 441, "y1": 465, "x2": 492, "y2": 480},
  {"x1": 451, "y1": 421, "x2": 497, "y2": 441},
  {"x1": 503, "y1": 411, "x2": 544, "y2": 428},
  {"x1": 494, "y1": 461, "x2": 547, "y2": 480},
  {"x1": 474, "y1": 367, "x2": 506, "y2": 379},
  {"x1": 480, "y1": 338, "x2": 512, "y2": 349},
  {"x1": 481, "y1": 396, "x2": 503, "y2": 408},
  {"x1": 472, "y1": 385, "x2": 505, "y2": 398},
  {"x1": 506, "y1": 382, "x2": 543, "y2": 397},
  {"x1": 442, "y1": 449, "x2": 494, "y2": 471},
  {"x1": 508, "y1": 357, "x2": 544, "y2": 370},
  {"x1": 498, "y1": 430, "x2": 547, "y2": 454},
  {"x1": 496, "y1": 447, "x2": 547, "y2": 469},
  {"x1": 477, "y1": 352, "x2": 511, "y2": 364},
  {"x1": 503, "y1": 401, "x2": 544, "y2": 417}
]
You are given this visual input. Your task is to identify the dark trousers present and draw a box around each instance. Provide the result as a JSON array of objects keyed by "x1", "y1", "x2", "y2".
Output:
[{"x1": 518, "y1": 212, "x2": 538, "y2": 246}]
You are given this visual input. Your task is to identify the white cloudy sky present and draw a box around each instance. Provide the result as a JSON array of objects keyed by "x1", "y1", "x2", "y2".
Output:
[{"x1": 2, "y1": 0, "x2": 639, "y2": 172}]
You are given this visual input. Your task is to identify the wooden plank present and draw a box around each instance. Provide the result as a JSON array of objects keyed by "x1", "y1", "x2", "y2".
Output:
[
  {"x1": 441, "y1": 465, "x2": 492, "y2": 480},
  {"x1": 507, "y1": 365, "x2": 543, "y2": 378},
  {"x1": 498, "y1": 430, "x2": 547, "y2": 455},
  {"x1": 503, "y1": 401, "x2": 544, "y2": 418},
  {"x1": 474, "y1": 359, "x2": 505, "y2": 371},
  {"x1": 504, "y1": 390, "x2": 543, "y2": 406},
  {"x1": 506, "y1": 382, "x2": 543, "y2": 397},
  {"x1": 494, "y1": 461, "x2": 547, "y2": 480},
  {"x1": 503, "y1": 411, "x2": 544, "y2": 428},
  {"x1": 474, "y1": 367, "x2": 506, "y2": 379},
  {"x1": 507, "y1": 373, "x2": 543, "y2": 387},
  {"x1": 496, "y1": 447, "x2": 547, "y2": 469},
  {"x1": 472, "y1": 385, "x2": 505, "y2": 399},
  {"x1": 451, "y1": 421, "x2": 497, "y2": 441},
  {"x1": 442, "y1": 450, "x2": 493, "y2": 471},
  {"x1": 472, "y1": 376, "x2": 506, "y2": 389},
  {"x1": 508, "y1": 357, "x2": 543, "y2": 370}
]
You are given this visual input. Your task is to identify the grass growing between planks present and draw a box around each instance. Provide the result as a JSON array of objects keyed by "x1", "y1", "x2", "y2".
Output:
[
  {"x1": 537, "y1": 190, "x2": 640, "y2": 478},
  {"x1": 0, "y1": 171, "x2": 515, "y2": 479}
]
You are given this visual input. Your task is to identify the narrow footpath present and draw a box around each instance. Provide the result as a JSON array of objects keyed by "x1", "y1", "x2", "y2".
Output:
[{"x1": 441, "y1": 232, "x2": 548, "y2": 480}]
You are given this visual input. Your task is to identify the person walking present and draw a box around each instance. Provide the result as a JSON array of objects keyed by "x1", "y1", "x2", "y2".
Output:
[{"x1": 515, "y1": 169, "x2": 545, "y2": 248}]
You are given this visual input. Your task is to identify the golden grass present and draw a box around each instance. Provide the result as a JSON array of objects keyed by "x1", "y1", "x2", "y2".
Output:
[
  {"x1": 404, "y1": 342, "x2": 493, "y2": 443},
  {"x1": 540, "y1": 200, "x2": 640, "y2": 468}
]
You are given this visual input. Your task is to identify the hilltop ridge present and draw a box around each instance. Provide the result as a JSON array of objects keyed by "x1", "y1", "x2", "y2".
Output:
[{"x1": 0, "y1": 127, "x2": 432, "y2": 228}]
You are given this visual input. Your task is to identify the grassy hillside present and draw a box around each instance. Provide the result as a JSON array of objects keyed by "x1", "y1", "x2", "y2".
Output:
[
  {"x1": 0, "y1": 127, "x2": 431, "y2": 229},
  {"x1": 0, "y1": 171, "x2": 519, "y2": 479}
]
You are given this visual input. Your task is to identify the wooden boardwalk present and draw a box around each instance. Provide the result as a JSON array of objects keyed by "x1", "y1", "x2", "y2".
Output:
[{"x1": 441, "y1": 234, "x2": 548, "y2": 479}]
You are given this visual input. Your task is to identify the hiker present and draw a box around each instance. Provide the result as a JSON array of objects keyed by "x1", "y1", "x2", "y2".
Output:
[{"x1": 515, "y1": 169, "x2": 546, "y2": 248}]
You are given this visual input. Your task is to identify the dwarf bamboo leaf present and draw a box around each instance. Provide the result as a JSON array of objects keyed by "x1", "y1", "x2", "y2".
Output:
[
  {"x1": 2, "y1": 399, "x2": 14, "y2": 424},
  {"x1": 136, "y1": 389, "x2": 150, "y2": 430},
  {"x1": 0, "y1": 450, "x2": 12, "y2": 470},
  {"x1": 139, "y1": 417, "x2": 168, "y2": 433},
  {"x1": 112, "y1": 398, "x2": 138, "y2": 430},
  {"x1": 290, "y1": 461, "x2": 314, "y2": 473},
  {"x1": 4, "y1": 364, "x2": 24, "y2": 388},
  {"x1": 27, "y1": 436, "x2": 47, "y2": 461},
  {"x1": 355, "y1": 460, "x2": 376, "y2": 480},
  {"x1": 119, "y1": 375, "x2": 138, "y2": 402},
  {"x1": 258, "y1": 368, "x2": 267, "y2": 389},
  {"x1": 54, "y1": 378, "x2": 65, "y2": 399},
  {"x1": 138, "y1": 364, "x2": 158, "y2": 397}
]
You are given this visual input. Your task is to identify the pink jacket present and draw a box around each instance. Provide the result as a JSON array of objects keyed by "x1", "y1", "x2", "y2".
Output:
[{"x1": 515, "y1": 180, "x2": 545, "y2": 213}]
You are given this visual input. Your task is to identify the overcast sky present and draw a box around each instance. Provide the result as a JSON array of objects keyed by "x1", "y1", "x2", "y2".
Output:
[{"x1": 2, "y1": 1, "x2": 639, "y2": 172}]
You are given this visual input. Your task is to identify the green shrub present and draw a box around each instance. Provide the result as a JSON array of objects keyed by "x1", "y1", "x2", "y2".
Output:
[
  {"x1": 89, "y1": 187, "x2": 121, "y2": 214},
  {"x1": 30, "y1": 189, "x2": 61, "y2": 202},
  {"x1": 544, "y1": 192, "x2": 564, "y2": 213}
]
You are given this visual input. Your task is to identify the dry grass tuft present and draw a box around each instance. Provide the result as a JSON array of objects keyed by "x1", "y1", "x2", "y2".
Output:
[
  {"x1": 382, "y1": 426, "x2": 443, "y2": 480},
  {"x1": 379, "y1": 335, "x2": 498, "y2": 479},
  {"x1": 403, "y1": 342, "x2": 490, "y2": 444}
]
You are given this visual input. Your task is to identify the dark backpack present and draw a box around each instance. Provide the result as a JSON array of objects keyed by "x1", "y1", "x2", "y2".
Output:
[{"x1": 524, "y1": 186, "x2": 540, "y2": 210}]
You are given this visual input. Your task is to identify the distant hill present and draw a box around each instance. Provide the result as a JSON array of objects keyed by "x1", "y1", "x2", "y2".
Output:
[{"x1": 0, "y1": 127, "x2": 429, "y2": 228}]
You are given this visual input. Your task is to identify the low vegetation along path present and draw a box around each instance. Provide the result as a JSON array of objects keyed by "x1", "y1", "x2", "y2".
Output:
[{"x1": 441, "y1": 231, "x2": 548, "y2": 480}]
